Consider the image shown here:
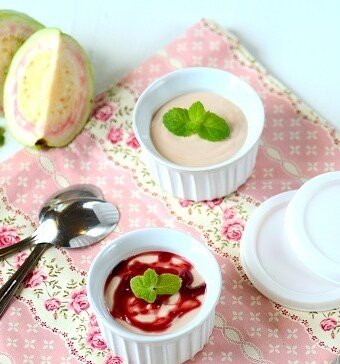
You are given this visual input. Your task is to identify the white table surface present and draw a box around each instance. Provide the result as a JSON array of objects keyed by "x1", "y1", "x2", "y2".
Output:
[{"x1": 1, "y1": 0, "x2": 340, "y2": 162}]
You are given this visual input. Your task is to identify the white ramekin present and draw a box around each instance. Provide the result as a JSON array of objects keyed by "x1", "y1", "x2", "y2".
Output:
[
  {"x1": 133, "y1": 67, "x2": 265, "y2": 201},
  {"x1": 87, "y1": 228, "x2": 221, "y2": 364}
]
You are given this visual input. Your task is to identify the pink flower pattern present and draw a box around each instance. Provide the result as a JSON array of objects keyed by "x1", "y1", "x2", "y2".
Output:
[
  {"x1": 179, "y1": 199, "x2": 194, "y2": 207},
  {"x1": 223, "y1": 207, "x2": 236, "y2": 221},
  {"x1": 104, "y1": 354, "x2": 124, "y2": 364},
  {"x1": 44, "y1": 298, "x2": 61, "y2": 311},
  {"x1": 0, "y1": 226, "x2": 20, "y2": 247},
  {"x1": 107, "y1": 127, "x2": 123, "y2": 144},
  {"x1": 14, "y1": 251, "x2": 28, "y2": 269},
  {"x1": 86, "y1": 329, "x2": 107, "y2": 350},
  {"x1": 222, "y1": 219, "x2": 245, "y2": 241},
  {"x1": 94, "y1": 102, "x2": 116, "y2": 121},
  {"x1": 204, "y1": 198, "x2": 224, "y2": 209},
  {"x1": 24, "y1": 269, "x2": 47, "y2": 288},
  {"x1": 126, "y1": 133, "x2": 140, "y2": 149},
  {"x1": 68, "y1": 288, "x2": 90, "y2": 314},
  {"x1": 320, "y1": 317, "x2": 337, "y2": 331},
  {"x1": 89, "y1": 313, "x2": 99, "y2": 329}
]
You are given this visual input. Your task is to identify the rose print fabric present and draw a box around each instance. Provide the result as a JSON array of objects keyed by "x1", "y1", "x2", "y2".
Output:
[
  {"x1": 0, "y1": 226, "x2": 20, "y2": 247},
  {"x1": 0, "y1": 19, "x2": 339, "y2": 363}
]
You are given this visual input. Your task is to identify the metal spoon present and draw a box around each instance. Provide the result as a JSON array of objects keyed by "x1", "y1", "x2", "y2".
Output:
[
  {"x1": 0, "y1": 198, "x2": 119, "y2": 318},
  {"x1": 38, "y1": 184, "x2": 104, "y2": 219},
  {"x1": 0, "y1": 184, "x2": 103, "y2": 259}
]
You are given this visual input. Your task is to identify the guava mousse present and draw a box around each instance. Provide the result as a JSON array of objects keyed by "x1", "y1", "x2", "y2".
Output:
[
  {"x1": 150, "y1": 91, "x2": 248, "y2": 167},
  {"x1": 104, "y1": 251, "x2": 206, "y2": 335}
]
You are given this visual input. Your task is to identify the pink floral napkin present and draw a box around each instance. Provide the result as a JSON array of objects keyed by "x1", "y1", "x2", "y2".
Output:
[{"x1": 0, "y1": 19, "x2": 339, "y2": 364}]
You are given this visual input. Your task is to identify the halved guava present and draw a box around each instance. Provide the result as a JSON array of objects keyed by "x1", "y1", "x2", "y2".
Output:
[
  {"x1": 0, "y1": 10, "x2": 43, "y2": 115},
  {"x1": 4, "y1": 28, "x2": 94, "y2": 147}
]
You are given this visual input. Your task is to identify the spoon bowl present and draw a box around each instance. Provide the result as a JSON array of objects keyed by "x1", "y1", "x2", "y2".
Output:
[
  {"x1": 0, "y1": 197, "x2": 119, "y2": 318},
  {"x1": 0, "y1": 184, "x2": 104, "y2": 259},
  {"x1": 37, "y1": 198, "x2": 119, "y2": 248},
  {"x1": 39, "y1": 184, "x2": 104, "y2": 222}
]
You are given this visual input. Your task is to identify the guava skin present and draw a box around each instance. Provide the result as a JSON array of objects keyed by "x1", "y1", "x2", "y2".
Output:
[
  {"x1": 3, "y1": 27, "x2": 94, "y2": 147},
  {"x1": 0, "y1": 10, "x2": 43, "y2": 115}
]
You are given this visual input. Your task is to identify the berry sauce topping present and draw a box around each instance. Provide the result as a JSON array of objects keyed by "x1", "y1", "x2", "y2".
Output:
[{"x1": 105, "y1": 251, "x2": 206, "y2": 333}]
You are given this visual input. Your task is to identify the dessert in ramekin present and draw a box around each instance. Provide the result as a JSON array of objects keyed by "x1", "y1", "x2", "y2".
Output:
[
  {"x1": 87, "y1": 228, "x2": 221, "y2": 364},
  {"x1": 133, "y1": 67, "x2": 265, "y2": 201}
]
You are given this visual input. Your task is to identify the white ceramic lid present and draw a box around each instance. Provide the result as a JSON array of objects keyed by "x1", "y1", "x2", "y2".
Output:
[
  {"x1": 285, "y1": 172, "x2": 340, "y2": 285},
  {"x1": 240, "y1": 190, "x2": 340, "y2": 311}
]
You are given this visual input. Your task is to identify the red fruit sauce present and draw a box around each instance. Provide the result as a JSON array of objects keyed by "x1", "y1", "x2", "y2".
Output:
[{"x1": 105, "y1": 251, "x2": 206, "y2": 333}]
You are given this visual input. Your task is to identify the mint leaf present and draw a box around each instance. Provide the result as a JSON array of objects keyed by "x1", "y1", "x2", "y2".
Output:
[
  {"x1": 198, "y1": 112, "x2": 230, "y2": 142},
  {"x1": 186, "y1": 101, "x2": 206, "y2": 133},
  {"x1": 188, "y1": 101, "x2": 206, "y2": 123},
  {"x1": 130, "y1": 268, "x2": 158, "y2": 303},
  {"x1": 130, "y1": 268, "x2": 182, "y2": 303},
  {"x1": 163, "y1": 108, "x2": 193, "y2": 137},
  {"x1": 142, "y1": 268, "x2": 158, "y2": 286},
  {"x1": 155, "y1": 273, "x2": 182, "y2": 295},
  {"x1": 130, "y1": 278, "x2": 157, "y2": 303}
]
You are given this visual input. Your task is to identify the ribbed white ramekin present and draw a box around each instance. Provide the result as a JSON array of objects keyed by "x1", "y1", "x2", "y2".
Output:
[
  {"x1": 87, "y1": 228, "x2": 221, "y2": 364},
  {"x1": 133, "y1": 67, "x2": 265, "y2": 201}
]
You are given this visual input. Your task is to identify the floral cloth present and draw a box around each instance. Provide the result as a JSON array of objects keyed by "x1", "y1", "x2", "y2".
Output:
[{"x1": 0, "y1": 19, "x2": 339, "y2": 364}]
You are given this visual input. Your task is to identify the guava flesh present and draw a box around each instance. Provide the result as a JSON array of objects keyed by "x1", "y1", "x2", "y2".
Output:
[
  {"x1": 0, "y1": 10, "x2": 43, "y2": 114},
  {"x1": 4, "y1": 28, "x2": 93, "y2": 147}
]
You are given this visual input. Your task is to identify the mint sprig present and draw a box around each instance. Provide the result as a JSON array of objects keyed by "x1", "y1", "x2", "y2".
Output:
[
  {"x1": 163, "y1": 101, "x2": 231, "y2": 142},
  {"x1": 130, "y1": 268, "x2": 182, "y2": 303}
]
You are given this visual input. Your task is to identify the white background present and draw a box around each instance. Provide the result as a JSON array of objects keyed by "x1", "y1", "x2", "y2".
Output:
[{"x1": 1, "y1": 0, "x2": 340, "y2": 160}]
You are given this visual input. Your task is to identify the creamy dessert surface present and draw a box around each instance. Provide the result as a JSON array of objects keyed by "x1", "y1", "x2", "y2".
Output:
[
  {"x1": 115, "y1": 307, "x2": 201, "y2": 335},
  {"x1": 105, "y1": 252, "x2": 206, "y2": 335},
  {"x1": 150, "y1": 91, "x2": 248, "y2": 167}
]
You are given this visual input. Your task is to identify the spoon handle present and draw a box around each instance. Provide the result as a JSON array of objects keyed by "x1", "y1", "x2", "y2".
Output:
[
  {"x1": 0, "y1": 243, "x2": 49, "y2": 318},
  {"x1": 0, "y1": 235, "x2": 36, "y2": 259}
]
